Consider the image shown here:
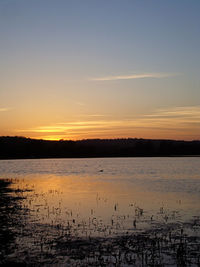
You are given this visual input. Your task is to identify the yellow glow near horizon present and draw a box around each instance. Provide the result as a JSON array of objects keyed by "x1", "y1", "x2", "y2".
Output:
[
  {"x1": 0, "y1": 1, "x2": 199, "y2": 143},
  {"x1": 10, "y1": 105, "x2": 199, "y2": 141}
]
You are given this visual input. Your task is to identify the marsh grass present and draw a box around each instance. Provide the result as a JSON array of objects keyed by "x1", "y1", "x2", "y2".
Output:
[{"x1": 0, "y1": 178, "x2": 200, "y2": 266}]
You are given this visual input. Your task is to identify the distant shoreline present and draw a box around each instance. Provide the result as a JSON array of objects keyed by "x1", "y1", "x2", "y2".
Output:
[
  {"x1": 0, "y1": 136, "x2": 200, "y2": 160},
  {"x1": 0, "y1": 155, "x2": 200, "y2": 161}
]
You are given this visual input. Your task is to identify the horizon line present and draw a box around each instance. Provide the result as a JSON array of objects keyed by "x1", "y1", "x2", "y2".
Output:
[{"x1": 1, "y1": 135, "x2": 199, "y2": 142}]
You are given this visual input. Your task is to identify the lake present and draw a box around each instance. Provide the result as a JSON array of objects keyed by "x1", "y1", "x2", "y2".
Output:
[{"x1": 0, "y1": 157, "x2": 200, "y2": 266}]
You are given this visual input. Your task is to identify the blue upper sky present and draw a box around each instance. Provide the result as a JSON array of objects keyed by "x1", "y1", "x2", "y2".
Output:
[{"x1": 0, "y1": 0, "x2": 200, "y2": 140}]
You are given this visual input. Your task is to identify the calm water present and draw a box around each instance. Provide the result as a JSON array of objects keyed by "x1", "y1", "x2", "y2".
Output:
[
  {"x1": 1, "y1": 157, "x2": 200, "y2": 265},
  {"x1": 1, "y1": 157, "x2": 200, "y2": 230}
]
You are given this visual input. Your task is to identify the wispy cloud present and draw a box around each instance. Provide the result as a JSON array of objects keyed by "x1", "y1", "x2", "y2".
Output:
[
  {"x1": 75, "y1": 101, "x2": 85, "y2": 106},
  {"x1": 76, "y1": 114, "x2": 107, "y2": 118},
  {"x1": 16, "y1": 105, "x2": 200, "y2": 140},
  {"x1": 0, "y1": 107, "x2": 11, "y2": 112},
  {"x1": 143, "y1": 106, "x2": 200, "y2": 121},
  {"x1": 89, "y1": 72, "x2": 178, "y2": 81},
  {"x1": 86, "y1": 114, "x2": 105, "y2": 117}
]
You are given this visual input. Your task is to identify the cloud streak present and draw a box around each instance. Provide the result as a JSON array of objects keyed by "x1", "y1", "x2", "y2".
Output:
[
  {"x1": 89, "y1": 72, "x2": 177, "y2": 81},
  {"x1": 16, "y1": 105, "x2": 200, "y2": 140},
  {"x1": 0, "y1": 107, "x2": 11, "y2": 112}
]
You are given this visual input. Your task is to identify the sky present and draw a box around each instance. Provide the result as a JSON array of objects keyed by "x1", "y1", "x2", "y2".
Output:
[{"x1": 0, "y1": 0, "x2": 200, "y2": 141}]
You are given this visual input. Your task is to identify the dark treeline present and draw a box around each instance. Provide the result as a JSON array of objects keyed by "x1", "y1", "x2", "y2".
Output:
[{"x1": 0, "y1": 136, "x2": 200, "y2": 159}]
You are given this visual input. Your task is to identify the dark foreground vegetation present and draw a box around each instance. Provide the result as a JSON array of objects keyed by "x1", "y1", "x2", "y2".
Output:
[
  {"x1": 0, "y1": 179, "x2": 30, "y2": 266},
  {"x1": 1, "y1": 178, "x2": 200, "y2": 266},
  {"x1": 0, "y1": 136, "x2": 200, "y2": 159}
]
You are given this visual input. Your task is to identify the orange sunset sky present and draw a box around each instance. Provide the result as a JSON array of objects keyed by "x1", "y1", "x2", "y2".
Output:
[{"x1": 0, "y1": 1, "x2": 200, "y2": 141}]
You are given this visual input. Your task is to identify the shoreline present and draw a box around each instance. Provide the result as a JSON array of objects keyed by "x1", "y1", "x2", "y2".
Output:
[
  {"x1": 1, "y1": 155, "x2": 200, "y2": 161},
  {"x1": 0, "y1": 178, "x2": 200, "y2": 266}
]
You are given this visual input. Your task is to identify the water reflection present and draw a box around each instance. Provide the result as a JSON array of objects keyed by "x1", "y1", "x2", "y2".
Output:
[
  {"x1": 7, "y1": 174, "x2": 200, "y2": 234},
  {"x1": 0, "y1": 158, "x2": 200, "y2": 265}
]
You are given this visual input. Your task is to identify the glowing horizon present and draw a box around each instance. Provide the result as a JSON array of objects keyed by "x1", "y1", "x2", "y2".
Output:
[
  {"x1": 0, "y1": 1, "x2": 199, "y2": 141},
  {"x1": 7, "y1": 106, "x2": 199, "y2": 141}
]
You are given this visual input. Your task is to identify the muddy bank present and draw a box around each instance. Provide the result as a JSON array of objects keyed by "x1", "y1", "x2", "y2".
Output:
[
  {"x1": 0, "y1": 179, "x2": 29, "y2": 266},
  {"x1": 0, "y1": 178, "x2": 200, "y2": 266}
]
